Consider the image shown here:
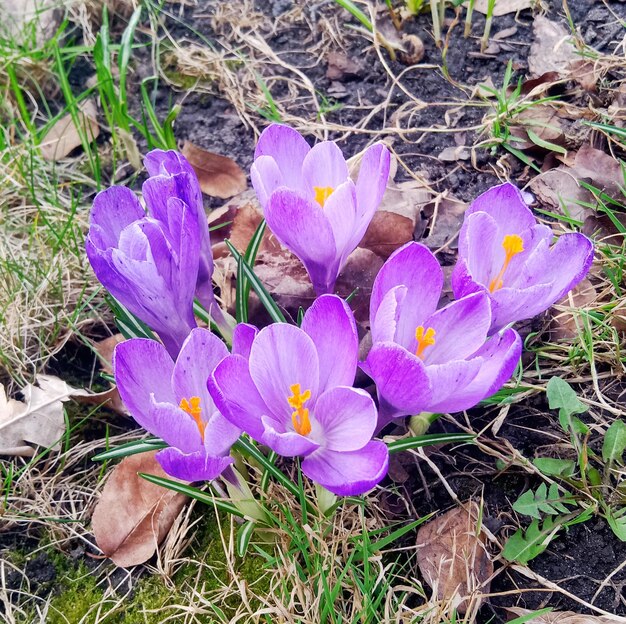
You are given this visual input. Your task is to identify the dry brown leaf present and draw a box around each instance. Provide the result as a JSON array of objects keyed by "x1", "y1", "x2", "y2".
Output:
[
  {"x1": 473, "y1": 0, "x2": 531, "y2": 15},
  {"x1": 416, "y1": 502, "x2": 493, "y2": 614},
  {"x1": 528, "y1": 17, "x2": 579, "y2": 78},
  {"x1": 94, "y1": 334, "x2": 125, "y2": 374},
  {"x1": 420, "y1": 196, "x2": 468, "y2": 251},
  {"x1": 0, "y1": 375, "x2": 89, "y2": 457},
  {"x1": 361, "y1": 211, "x2": 415, "y2": 259},
  {"x1": 549, "y1": 278, "x2": 597, "y2": 340},
  {"x1": 509, "y1": 105, "x2": 565, "y2": 151},
  {"x1": 326, "y1": 51, "x2": 363, "y2": 81},
  {"x1": 531, "y1": 145, "x2": 624, "y2": 223},
  {"x1": 92, "y1": 451, "x2": 188, "y2": 567},
  {"x1": 182, "y1": 140, "x2": 247, "y2": 199},
  {"x1": 506, "y1": 608, "x2": 617, "y2": 623},
  {"x1": 40, "y1": 100, "x2": 100, "y2": 161},
  {"x1": 74, "y1": 387, "x2": 128, "y2": 416}
]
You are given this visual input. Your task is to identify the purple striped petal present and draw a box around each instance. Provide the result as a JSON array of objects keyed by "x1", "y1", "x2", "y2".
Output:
[
  {"x1": 249, "y1": 324, "x2": 320, "y2": 424},
  {"x1": 421, "y1": 292, "x2": 491, "y2": 365},
  {"x1": 156, "y1": 447, "x2": 233, "y2": 482},
  {"x1": 301, "y1": 441, "x2": 389, "y2": 496},
  {"x1": 428, "y1": 328, "x2": 521, "y2": 413},
  {"x1": 361, "y1": 342, "x2": 432, "y2": 418},
  {"x1": 254, "y1": 124, "x2": 310, "y2": 193},
  {"x1": 423, "y1": 359, "x2": 482, "y2": 410},
  {"x1": 371, "y1": 285, "x2": 406, "y2": 344},
  {"x1": 209, "y1": 354, "x2": 268, "y2": 441},
  {"x1": 301, "y1": 294, "x2": 358, "y2": 392},
  {"x1": 312, "y1": 387, "x2": 377, "y2": 452},
  {"x1": 302, "y1": 141, "x2": 350, "y2": 193},
  {"x1": 232, "y1": 323, "x2": 258, "y2": 359},
  {"x1": 264, "y1": 189, "x2": 338, "y2": 294},
  {"x1": 354, "y1": 142, "x2": 391, "y2": 224},
  {"x1": 371, "y1": 242, "x2": 443, "y2": 350},
  {"x1": 260, "y1": 415, "x2": 320, "y2": 457},
  {"x1": 250, "y1": 155, "x2": 283, "y2": 209}
]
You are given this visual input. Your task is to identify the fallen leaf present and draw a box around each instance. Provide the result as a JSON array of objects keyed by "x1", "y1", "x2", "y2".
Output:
[
  {"x1": 181, "y1": 141, "x2": 247, "y2": 199},
  {"x1": 91, "y1": 451, "x2": 188, "y2": 567},
  {"x1": 0, "y1": 0, "x2": 58, "y2": 44},
  {"x1": 509, "y1": 104, "x2": 565, "y2": 152},
  {"x1": 40, "y1": 100, "x2": 100, "y2": 161},
  {"x1": 74, "y1": 387, "x2": 128, "y2": 416},
  {"x1": 438, "y1": 146, "x2": 470, "y2": 162},
  {"x1": 506, "y1": 608, "x2": 616, "y2": 623},
  {"x1": 528, "y1": 17, "x2": 579, "y2": 79},
  {"x1": 420, "y1": 196, "x2": 468, "y2": 251},
  {"x1": 416, "y1": 502, "x2": 493, "y2": 614},
  {"x1": 0, "y1": 375, "x2": 89, "y2": 456},
  {"x1": 93, "y1": 334, "x2": 125, "y2": 374},
  {"x1": 473, "y1": 0, "x2": 531, "y2": 16},
  {"x1": 549, "y1": 278, "x2": 597, "y2": 340},
  {"x1": 361, "y1": 210, "x2": 415, "y2": 258}
]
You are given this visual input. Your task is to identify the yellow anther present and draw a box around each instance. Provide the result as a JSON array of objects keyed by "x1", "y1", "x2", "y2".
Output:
[
  {"x1": 313, "y1": 186, "x2": 334, "y2": 207},
  {"x1": 288, "y1": 383, "x2": 312, "y2": 436},
  {"x1": 489, "y1": 234, "x2": 525, "y2": 293},
  {"x1": 415, "y1": 326, "x2": 436, "y2": 359},
  {"x1": 179, "y1": 396, "x2": 205, "y2": 442}
]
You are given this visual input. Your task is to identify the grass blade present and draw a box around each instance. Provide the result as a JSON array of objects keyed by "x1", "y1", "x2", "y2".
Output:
[{"x1": 387, "y1": 433, "x2": 475, "y2": 454}]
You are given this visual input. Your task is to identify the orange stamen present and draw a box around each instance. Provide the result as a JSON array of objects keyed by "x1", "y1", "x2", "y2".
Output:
[
  {"x1": 287, "y1": 383, "x2": 312, "y2": 436},
  {"x1": 489, "y1": 234, "x2": 525, "y2": 293},
  {"x1": 313, "y1": 186, "x2": 334, "y2": 207},
  {"x1": 415, "y1": 326, "x2": 436, "y2": 359},
  {"x1": 179, "y1": 396, "x2": 205, "y2": 442}
]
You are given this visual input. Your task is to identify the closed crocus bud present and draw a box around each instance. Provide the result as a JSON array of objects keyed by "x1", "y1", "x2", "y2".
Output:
[
  {"x1": 250, "y1": 124, "x2": 391, "y2": 296},
  {"x1": 86, "y1": 188, "x2": 199, "y2": 358},
  {"x1": 452, "y1": 182, "x2": 594, "y2": 333}
]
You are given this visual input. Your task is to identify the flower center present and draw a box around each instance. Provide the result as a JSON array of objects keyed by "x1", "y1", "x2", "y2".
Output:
[
  {"x1": 179, "y1": 396, "x2": 205, "y2": 442},
  {"x1": 489, "y1": 234, "x2": 524, "y2": 293},
  {"x1": 415, "y1": 326, "x2": 436, "y2": 359},
  {"x1": 313, "y1": 186, "x2": 334, "y2": 207},
  {"x1": 287, "y1": 383, "x2": 312, "y2": 436}
]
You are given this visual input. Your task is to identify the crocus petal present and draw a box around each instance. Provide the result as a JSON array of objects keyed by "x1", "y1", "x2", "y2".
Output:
[
  {"x1": 518, "y1": 232, "x2": 594, "y2": 306},
  {"x1": 456, "y1": 211, "x2": 501, "y2": 288},
  {"x1": 113, "y1": 338, "x2": 175, "y2": 430},
  {"x1": 249, "y1": 324, "x2": 320, "y2": 423},
  {"x1": 147, "y1": 400, "x2": 204, "y2": 453},
  {"x1": 172, "y1": 328, "x2": 228, "y2": 408},
  {"x1": 254, "y1": 124, "x2": 310, "y2": 193},
  {"x1": 312, "y1": 387, "x2": 377, "y2": 452},
  {"x1": 489, "y1": 282, "x2": 554, "y2": 332},
  {"x1": 209, "y1": 354, "x2": 268, "y2": 441},
  {"x1": 265, "y1": 188, "x2": 338, "y2": 294},
  {"x1": 371, "y1": 285, "x2": 406, "y2": 344},
  {"x1": 421, "y1": 292, "x2": 491, "y2": 365},
  {"x1": 156, "y1": 447, "x2": 233, "y2": 482},
  {"x1": 88, "y1": 186, "x2": 145, "y2": 249},
  {"x1": 260, "y1": 415, "x2": 320, "y2": 457},
  {"x1": 301, "y1": 441, "x2": 389, "y2": 496},
  {"x1": 361, "y1": 342, "x2": 432, "y2": 418},
  {"x1": 370, "y1": 242, "x2": 443, "y2": 350},
  {"x1": 428, "y1": 328, "x2": 521, "y2": 413},
  {"x1": 464, "y1": 182, "x2": 536, "y2": 235},
  {"x1": 250, "y1": 155, "x2": 283, "y2": 209},
  {"x1": 354, "y1": 142, "x2": 391, "y2": 224},
  {"x1": 302, "y1": 141, "x2": 350, "y2": 195},
  {"x1": 322, "y1": 180, "x2": 358, "y2": 262},
  {"x1": 232, "y1": 323, "x2": 259, "y2": 360},
  {"x1": 144, "y1": 149, "x2": 196, "y2": 179},
  {"x1": 423, "y1": 359, "x2": 482, "y2": 410},
  {"x1": 301, "y1": 294, "x2": 358, "y2": 392}
]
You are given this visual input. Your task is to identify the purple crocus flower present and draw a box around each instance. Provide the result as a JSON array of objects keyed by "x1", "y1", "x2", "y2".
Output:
[
  {"x1": 361, "y1": 242, "x2": 522, "y2": 428},
  {"x1": 86, "y1": 187, "x2": 199, "y2": 357},
  {"x1": 113, "y1": 328, "x2": 241, "y2": 482},
  {"x1": 250, "y1": 124, "x2": 391, "y2": 295},
  {"x1": 451, "y1": 182, "x2": 594, "y2": 333},
  {"x1": 209, "y1": 295, "x2": 389, "y2": 496},
  {"x1": 143, "y1": 151, "x2": 228, "y2": 331}
]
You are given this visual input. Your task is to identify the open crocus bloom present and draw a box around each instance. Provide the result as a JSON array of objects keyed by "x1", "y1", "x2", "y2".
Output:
[
  {"x1": 361, "y1": 242, "x2": 522, "y2": 428},
  {"x1": 209, "y1": 295, "x2": 389, "y2": 496},
  {"x1": 250, "y1": 124, "x2": 391, "y2": 295},
  {"x1": 113, "y1": 328, "x2": 241, "y2": 482},
  {"x1": 86, "y1": 187, "x2": 199, "y2": 358},
  {"x1": 451, "y1": 182, "x2": 594, "y2": 333}
]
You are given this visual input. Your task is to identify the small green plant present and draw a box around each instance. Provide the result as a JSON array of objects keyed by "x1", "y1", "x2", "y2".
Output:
[{"x1": 505, "y1": 377, "x2": 626, "y2": 563}]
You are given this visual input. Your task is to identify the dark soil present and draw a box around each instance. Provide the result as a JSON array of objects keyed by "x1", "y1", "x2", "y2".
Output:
[{"x1": 4, "y1": 0, "x2": 626, "y2": 621}]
